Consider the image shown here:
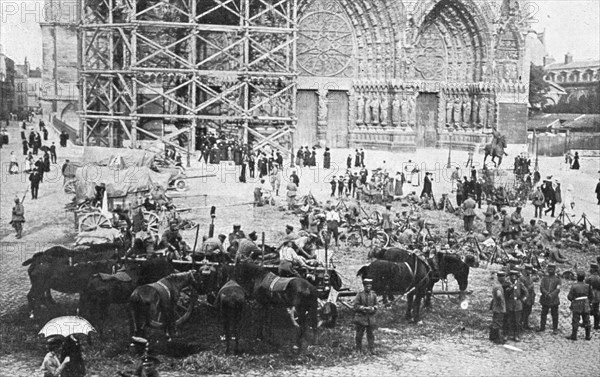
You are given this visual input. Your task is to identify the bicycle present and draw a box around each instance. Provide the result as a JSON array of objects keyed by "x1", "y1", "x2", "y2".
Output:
[{"x1": 344, "y1": 220, "x2": 389, "y2": 249}]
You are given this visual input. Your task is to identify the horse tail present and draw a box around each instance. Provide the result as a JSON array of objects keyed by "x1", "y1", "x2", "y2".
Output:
[{"x1": 22, "y1": 251, "x2": 43, "y2": 266}]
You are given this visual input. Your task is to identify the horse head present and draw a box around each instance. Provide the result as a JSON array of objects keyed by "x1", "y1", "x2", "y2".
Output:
[{"x1": 438, "y1": 253, "x2": 471, "y2": 292}]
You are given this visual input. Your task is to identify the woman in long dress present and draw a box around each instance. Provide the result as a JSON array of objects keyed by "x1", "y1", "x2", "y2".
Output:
[
  {"x1": 394, "y1": 171, "x2": 404, "y2": 198},
  {"x1": 570, "y1": 152, "x2": 580, "y2": 169}
]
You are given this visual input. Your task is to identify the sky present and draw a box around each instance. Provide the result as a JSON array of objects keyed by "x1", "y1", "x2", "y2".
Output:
[{"x1": 0, "y1": 0, "x2": 599, "y2": 68}]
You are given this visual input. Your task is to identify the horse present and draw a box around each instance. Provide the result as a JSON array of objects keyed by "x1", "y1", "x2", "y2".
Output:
[
  {"x1": 79, "y1": 257, "x2": 174, "y2": 335},
  {"x1": 233, "y1": 262, "x2": 319, "y2": 350},
  {"x1": 214, "y1": 280, "x2": 246, "y2": 354},
  {"x1": 483, "y1": 134, "x2": 507, "y2": 167},
  {"x1": 24, "y1": 258, "x2": 117, "y2": 319},
  {"x1": 129, "y1": 270, "x2": 202, "y2": 341},
  {"x1": 357, "y1": 255, "x2": 431, "y2": 323},
  {"x1": 368, "y1": 247, "x2": 476, "y2": 306}
]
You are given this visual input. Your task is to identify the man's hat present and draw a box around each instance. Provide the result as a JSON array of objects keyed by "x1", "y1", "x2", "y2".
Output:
[
  {"x1": 482, "y1": 230, "x2": 489, "y2": 235},
  {"x1": 233, "y1": 224, "x2": 241, "y2": 230},
  {"x1": 497, "y1": 271, "x2": 506, "y2": 277},
  {"x1": 509, "y1": 270, "x2": 520, "y2": 276},
  {"x1": 362, "y1": 278, "x2": 373, "y2": 284},
  {"x1": 524, "y1": 263, "x2": 533, "y2": 270}
]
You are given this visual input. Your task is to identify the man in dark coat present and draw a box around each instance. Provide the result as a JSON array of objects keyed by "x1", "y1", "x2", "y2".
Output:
[
  {"x1": 22, "y1": 139, "x2": 28, "y2": 156},
  {"x1": 323, "y1": 147, "x2": 331, "y2": 169},
  {"x1": 346, "y1": 155, "x2": 352, "y2": 169},
  {"x1": 505, "y1": 270, "x2": 527, "y2": 341},
  {"x1": 29, "y1": 170, "x2": 41, "y2": 200},
  {"x1": 474, "y1": 178, "x2": 483, "y2": 208},
  {"x1": 354, "y1": 149, "x2": 360, "y2": 167},
  {"x1": 290, "y1": 170, "x2": 299, "y2": 186},
  {"x1": 461, "y1": 194, "x2": 477, "y2": 231},
  {"x1": 536, "y1": 264, "x2": 561, "y2": 334},
  {"x1": 595, "y1": 177, "x2": 600, "y2": 205},
  {"x1": 354, "y1": 278, "x2": 377, "y2": 354},
  {"x1": 49, "y1": 142, "x2": 57, "y2": 164},
  {"x1": 420, "y1": 172, "x2": 433, "y2": 198},
  {"x1": 359, "y1": 148, "x2": 365, "y2": 167},
  {"x1": 42, "y1": 126, "x2": 49, "y2": 141},
  {"x1": 566, "y1": 271, "x2": 593, "y2": 340},
  {"x1": 519, "y1": 264, "x2": 535, "y2": 330},
  {"x1": 544, "y1": 181, "x2": 556, "y2": 217},
  {"x1": 585, "y1": 262, "x2": 600, "y2": 329},
  {"x1": 35, "y1": 157, "x2": 45, "y2": 182}
]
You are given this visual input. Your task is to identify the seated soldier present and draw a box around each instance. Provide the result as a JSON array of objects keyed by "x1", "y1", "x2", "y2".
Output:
[
  {"x1": 142, "y1": 197, "x2": 157, "y2": 212},
  {"x1": 158, "y1": 220, "x2": 183, "y2": 259},
  {"x1": 235, "y1": 231, "x2": 260, "y2": 264},
  {"x1": 278, "y1": 224, "x2": 299, "y2": 248},
  {"x1": 197, "y1": 234, "x2": 229, "y2": 263},
  {"x1": 293, "y1": 234, "x2": 316, "y2": 259},
  {"x1": 278, "y1": 240, "x2": 310, "y2": 278},
  {"x1": 151, "y1": 185, "x2": 173, "y2": 210}
]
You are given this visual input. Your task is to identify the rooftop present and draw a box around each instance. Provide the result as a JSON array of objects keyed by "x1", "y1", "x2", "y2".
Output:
[{"x1": 545, "y1": 59, "x2": 600, "y2": 71}]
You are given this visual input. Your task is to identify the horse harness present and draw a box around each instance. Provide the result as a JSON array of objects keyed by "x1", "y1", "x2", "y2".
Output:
[{"x1": 403, "y1": 254, "x2": 432, "y2": 294}]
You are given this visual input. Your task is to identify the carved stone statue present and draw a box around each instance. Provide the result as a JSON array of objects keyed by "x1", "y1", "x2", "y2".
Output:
[
  {"x1": 462, "y1": 95, "x2": 471, "y2": 126},
  {"x1": 478, "y1": 96, "x2": 488, "y2": 127},
  {"x1": 445, "y1": 96, "x2": 453, "y2": 125},
  {"x1": 486, "y1": 98, "x2": 495, "y2": 127},
  {"x1": 364, "y1": 94, "x2": 372, "y2": 124},
  {"x1": 401, "y1": 95, "x2": 409, "y2": 125},
  {"x1": 380, "y1": 95, "x2": 389, "y2": 126},
  {"x1": 453, "y1": 96, "x2": 462, "y2": 125},
  {"x1": 318, "y1": 89, "x2": 328, "y2": 124},
  {"x1": 371, "y1": 95, "x2": 381, "y2": 125},
  {"x1": 408, "y1": 95, "x2": 416, "y2": 126},
  {"x1": 392, "y1": 94, "x2": 400, "y2": 126},
  {"x1": 356, "y1": 94, "x2": 365, "y2": 124}
]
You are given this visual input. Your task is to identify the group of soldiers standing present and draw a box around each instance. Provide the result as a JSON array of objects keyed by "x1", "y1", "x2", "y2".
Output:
[{"x1": 490, "y1": 261, "x2": 600, "y2": 344}]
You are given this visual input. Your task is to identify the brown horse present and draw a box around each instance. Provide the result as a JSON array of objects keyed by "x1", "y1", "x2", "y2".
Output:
[
  {"x1": 215, "y1": 280, "x2": 246, "y2": 354},
  {"x1": 80, "y1": 257, "x2": 174, "y2": 335},
  {"x1": 233, "y1": 262, "x2": 319, "y2": 350},
  {"x1": 357, "y1": 255, "x2": 432, "y2": 323},
  {"x1": 129, "y1": 270, "x2": 202, "y2": 341}
]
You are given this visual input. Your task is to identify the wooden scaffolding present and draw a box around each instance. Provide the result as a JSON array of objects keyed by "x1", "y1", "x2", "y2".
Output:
[{"x1": 79, "y1": 0, "x2": 298, "y2": 156}]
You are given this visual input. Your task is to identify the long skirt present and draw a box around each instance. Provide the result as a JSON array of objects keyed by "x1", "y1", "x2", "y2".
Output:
[{"x1": 394, "y1": 179, "x2": 403, "y2": 196}]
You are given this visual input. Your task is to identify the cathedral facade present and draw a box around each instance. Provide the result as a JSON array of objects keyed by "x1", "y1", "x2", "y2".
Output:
[{"x1": 295, "y1": 0, "x2": 531, "y2": 150}]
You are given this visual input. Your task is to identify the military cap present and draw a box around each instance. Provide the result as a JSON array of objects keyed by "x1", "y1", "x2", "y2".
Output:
[
  {"x1": 509, "y1": 270, "x2": 520, "y2": 275},
  {"x1": 233, "y1": 224, "x2": 241, "y2": 230},
  {"x1": 497, "y1": 271, "x2": 506, "y2": 277},
  {"x1": 362, "y1": 278, "x2": 373, "y2": 284}
]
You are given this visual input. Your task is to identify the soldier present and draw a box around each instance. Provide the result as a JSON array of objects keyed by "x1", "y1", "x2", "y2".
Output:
[
  {"x1": 228, "y1": 224, "x2": 242, "y2": 253},
  {"x1": 520, "y1": 264, "x2": 536, "y2": 330},
  {"x1": 505, "y1": 270, "x2": 527, "y2": 341},
  {"x1": 10, "y1": 198, "x2": 25, "y2": 239},
  {"x1": 586, "y1": 263, "x2": 600, "y2": 330},
  {"x1": 234, "y1": 231, "x2": 260, "y2": 264},
  {"x1": 510, "y1": 206, "x2": 524, "y2": 238},
  {"x1": 566, "y1": 271, "x2": 593, "y2": 341},
  {"x1": 382, "y1": 203, "x2": 393, "y2": 237},
  {"x1": 484, "y1": 199, "x2": 497, "y2": 234},
  {"x1": 354, "y1": 278, "x2": 378, "y2": 354},
  {"x1": 197, "y1": 234, "x2": 227, "y2": 263},
  {"x1": 158, "y1": 220, "x2": 183, "y2": 258},
  {"x1": 537, "y1": 263, "x2": 561, "y2": 334},
  {"x1": 489, "y1": 271, "x2": 507, "y2": 344},
  {"x1": 461, "y1": 194, "x2": 477, "y2": 232}
]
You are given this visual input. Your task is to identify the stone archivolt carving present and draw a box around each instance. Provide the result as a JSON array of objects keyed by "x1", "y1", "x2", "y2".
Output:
[{"x1": 413, "y1": 26, "x2": 446, "y2": 81}]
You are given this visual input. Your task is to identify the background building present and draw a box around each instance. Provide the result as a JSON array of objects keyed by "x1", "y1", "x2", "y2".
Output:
[
  {"x1": 543, "y1": 53, "x2": 600, "y2": 105},
  {"x1": 0, "y1": 44, "x2": 16, "y2": 119},
  {"x1": 42, "y1": 0, "x2": 535, "y2": 152}
]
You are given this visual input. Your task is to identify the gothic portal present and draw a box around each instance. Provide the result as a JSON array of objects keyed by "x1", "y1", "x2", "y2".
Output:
[{"x1": 295, "y1": 0, "x2": 531, "y2": 150}]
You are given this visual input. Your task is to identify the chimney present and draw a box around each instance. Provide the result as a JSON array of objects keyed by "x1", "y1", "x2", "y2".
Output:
[
  {"x1": 564, "y1": 52, "x2": 573, "y2": 64},
  {"x1": 543, "y1": 55, "x2": 555, "y2": 67}
]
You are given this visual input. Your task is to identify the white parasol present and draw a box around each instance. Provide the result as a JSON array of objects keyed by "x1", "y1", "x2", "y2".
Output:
[{"x1": 39, "y1": 316, "x2": 96, "y2": 338}]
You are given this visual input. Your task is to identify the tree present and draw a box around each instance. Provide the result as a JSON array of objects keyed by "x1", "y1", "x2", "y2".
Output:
[{"x1": 529, "y1": 63, "x2": 551, "y2": 109}]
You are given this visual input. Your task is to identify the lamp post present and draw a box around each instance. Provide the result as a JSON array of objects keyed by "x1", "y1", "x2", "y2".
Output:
[{"x1": 534, "y1": 129, "x2": 539, "y2": 171}]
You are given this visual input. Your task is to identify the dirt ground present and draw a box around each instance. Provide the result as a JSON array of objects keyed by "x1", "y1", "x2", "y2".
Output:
[{"x1": 0, "y1": 119, "x2": 599, "y2": 376}]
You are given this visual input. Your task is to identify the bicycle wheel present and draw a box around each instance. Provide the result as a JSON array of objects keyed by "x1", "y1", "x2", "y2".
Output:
[
  {"x1": 372, "y1": 231, "x2": 389, "y2": 249},
  {"x1": 345, "y1": 231, "x2": 362, "y2": 248}
]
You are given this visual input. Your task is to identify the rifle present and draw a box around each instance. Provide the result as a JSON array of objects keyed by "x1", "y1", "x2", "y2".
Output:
[{"x1": 20, "y1": 189, "x2": 28, "y2": 205}]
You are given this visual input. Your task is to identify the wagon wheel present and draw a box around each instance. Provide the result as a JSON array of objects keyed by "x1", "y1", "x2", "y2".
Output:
[
  {"x1": 174, "y1": 179, "x2": 187, "y2": 192},
  {"x1": 370, "y1": 231, "x2": 389, "y2": 249},
  {"x1": 143, "y1": 211, "x2": 160, "y2": 241},
  {"x1": 150, "y1": 286, "x2": 197, "y2": 328},
  {"x1": 78, "y1": 212, "x2": 112, "y2": 233},
  {"x1": 345, "y1": 231, "x2": 362, "y2": 248}
]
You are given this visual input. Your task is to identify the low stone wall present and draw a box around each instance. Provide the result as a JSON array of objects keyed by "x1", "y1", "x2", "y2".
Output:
[
  {"x1": 349, "y1": 127, "x2": 417, "y2": 152},
  {"x1": 436, "y1": 129, "x2": 493, "y2": 152}
]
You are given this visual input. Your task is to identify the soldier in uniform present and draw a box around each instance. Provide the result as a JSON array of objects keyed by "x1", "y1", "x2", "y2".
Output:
[
  {"x1": 537, "y1": 263, "x2": 561, "y2": 334},
  {"x1": 461, "y1": 194, "x2": 477, "y2": 232},
  {"x1": 484, "y1": 199, "x2": 497, "y2": 234},
  {"x1": 10, "y1": 198, "x2": 25, "y2": 239},
  {"x1": 489, "y1": 271, "x2": 507, "y2": 344},
  {"x1": 586, "y1": 262, "x2": 600, "y2": 330},
  {"x1": 381, "y1": 204, "x2": 393, "y2": 237},
  {"x1": 566, "y1": 271, "x2": 593, "y2": 341},
  {"x1": 519, "y1": 264, "x2": 536, "y2": 330},
  {"x1": 505, "y1": 270, "x2": 527, "y2": 341},
  {"x1": 354, "y1": 278, "x2": 378, "y2": 354}
]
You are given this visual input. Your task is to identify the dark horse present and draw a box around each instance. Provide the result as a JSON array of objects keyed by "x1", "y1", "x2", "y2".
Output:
[
  {"x1": 22, "y1": 244, "x2": 124, "y2": 319},
  {"x1": 368, "y1": 247, "x2": 476, "y2": 305},
  {"x1": 483, "y1": 133, "x2": 507, "y2": 167},
  {"x1": 214, "y1": 280, "x2": 246, "y2": 354},
  {"x1": 233, "y1": 262, "x2": 319, "y2": 350},
  {"x1": 129, "y1": 270, "x2": 202, "y2": 341},
  {"x1": 357, "y1": 255, "x2": 431, "y2": 323},
  {"x1": 80, "y1": 257, "x2": 174, "y2": 335}
]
